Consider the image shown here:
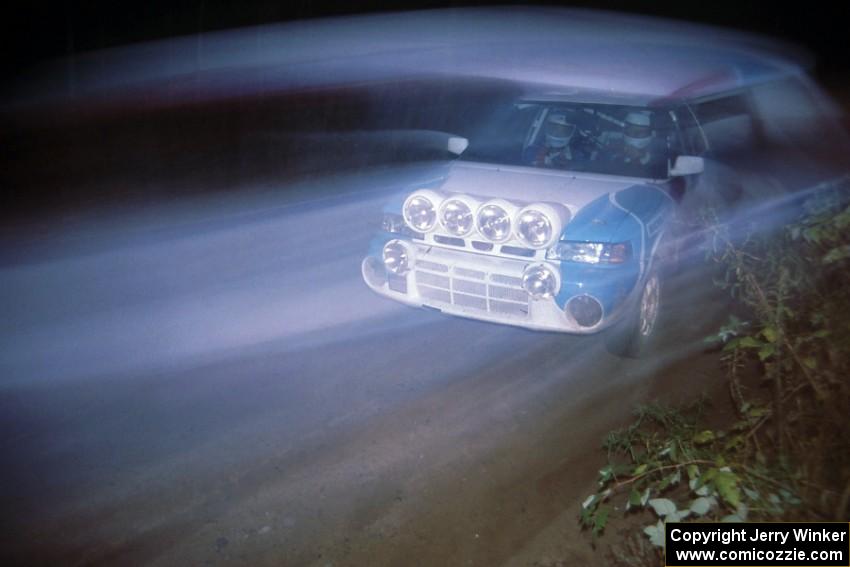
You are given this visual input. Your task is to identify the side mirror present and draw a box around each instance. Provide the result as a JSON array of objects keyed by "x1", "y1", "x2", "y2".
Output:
[
  {"x1": 447, "y1": 136, "x2": 469, "y2": 156},
  {"x1": 670, "y1": 155, "x2": 704, "y2": 176}
]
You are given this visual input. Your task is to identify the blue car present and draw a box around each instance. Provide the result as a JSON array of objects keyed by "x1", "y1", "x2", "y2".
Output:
[{"x1": 361, "y1": 43, "x2": 848, "y2": 356}]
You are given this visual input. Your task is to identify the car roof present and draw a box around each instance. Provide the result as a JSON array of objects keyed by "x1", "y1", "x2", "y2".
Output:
[
  {"x1": 507, "y1": 41, "x2": 801, "y2": 107},
  {"x1": 427, "y1": 9, "x2": 808, "y2": 106}
]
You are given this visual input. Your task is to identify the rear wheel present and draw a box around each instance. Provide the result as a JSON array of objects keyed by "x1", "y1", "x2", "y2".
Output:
[{"x1": 605, "y1": 268, "x2": 662, "y2": 358}]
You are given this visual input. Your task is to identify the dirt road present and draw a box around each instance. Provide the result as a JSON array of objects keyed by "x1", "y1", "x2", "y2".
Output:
[{"x1": 0, "y1": 170, "x2": 725, "y2": 566}]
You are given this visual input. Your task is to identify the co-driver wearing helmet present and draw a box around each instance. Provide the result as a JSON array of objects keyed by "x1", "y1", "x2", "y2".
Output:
[{"x1": 606, "y1": 111, "x2": 657, "y2": 166}]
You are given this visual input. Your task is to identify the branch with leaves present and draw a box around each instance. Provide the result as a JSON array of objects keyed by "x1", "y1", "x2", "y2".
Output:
[{"x1": 579, "y1": 186, "x2": 850, "y2": 555}]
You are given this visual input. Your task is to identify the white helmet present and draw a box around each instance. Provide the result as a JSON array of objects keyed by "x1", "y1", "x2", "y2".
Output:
[
  {"x1": 624, "y1": 111, "x2": 652, "y2": 150},
  {"x1": 545, "y1": 113, "x2": 576, "y2": 149}
]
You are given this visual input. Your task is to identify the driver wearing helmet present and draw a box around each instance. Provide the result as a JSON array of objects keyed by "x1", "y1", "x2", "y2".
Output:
[{"x1": 526, "y1": 112, "x2": 592, "y2": 168}]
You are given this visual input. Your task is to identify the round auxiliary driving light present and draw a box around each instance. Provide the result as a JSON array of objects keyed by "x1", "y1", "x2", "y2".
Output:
[
  {"x1": 521, "y1": 264, "x2": 559, "y2": 299},
  {"x1": 567, "y1": 295, "x2": 603, "y2": 328},
  {"x1": 477, "y1": 203, "x2": 512, "y2": 242},
  {"x1": 403, "y1": 194, "x2": 437, "y2": 232},
  {"x1": 516, "y1": 209, "x2": 553, "y2": 248},
  {"x1": 439, "y1": 198, "x2": 474, "y2": 236},
  {"x1": 383, "y1": 240, "x2": 411, "y2": 275}
]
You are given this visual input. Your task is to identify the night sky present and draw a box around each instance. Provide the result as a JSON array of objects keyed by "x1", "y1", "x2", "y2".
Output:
[{"x1": 4, "y1": 1, "x2": 850, "y2": 88}]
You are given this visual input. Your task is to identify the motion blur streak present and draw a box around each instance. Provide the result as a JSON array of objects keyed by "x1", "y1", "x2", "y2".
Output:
[
  {"x1": 0, "y1": 172, "x2": 427, "y2": 386},
  {"x1": 11, "y1": 8, "x2": 813, "y2": 110}
]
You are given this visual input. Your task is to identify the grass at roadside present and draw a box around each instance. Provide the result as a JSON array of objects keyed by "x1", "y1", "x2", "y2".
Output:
[{"x1": 578, "y1": 185, "x2": 850, "y2": 564}]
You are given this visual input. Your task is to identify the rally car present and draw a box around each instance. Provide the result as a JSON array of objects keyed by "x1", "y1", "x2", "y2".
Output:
[{"x1": 361, "y1": 35, "x2": 847, "y2": 357}]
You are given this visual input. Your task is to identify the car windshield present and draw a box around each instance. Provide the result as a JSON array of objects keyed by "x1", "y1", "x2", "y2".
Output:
[{"x1": 461, "y1": 101, "x2": 675, "y2": 179}]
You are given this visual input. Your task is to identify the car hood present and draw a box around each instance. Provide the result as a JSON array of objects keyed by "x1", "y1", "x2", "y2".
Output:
[{"x1": 441, "y1": 161, "x2": 648, "y2": 213}]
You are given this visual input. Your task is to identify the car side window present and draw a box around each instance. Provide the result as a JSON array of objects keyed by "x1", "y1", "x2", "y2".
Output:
[
  {"x1": 674, "y1": 106, "x2": 708, "y2": 155},
  {"x1": 691, "y1": 93, "x2": 756, "y2": 157},
  {"x1": 654, "y1": 110, "x2": 687, "y2": 170},
  {"x1": 748, "y1": 77, "x2": 845, "y2": 156}
]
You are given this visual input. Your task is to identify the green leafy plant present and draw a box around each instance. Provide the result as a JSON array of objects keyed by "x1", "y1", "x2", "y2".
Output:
[
  {"x1": 580, "y1": 184, "x2": 850, "y2": 550},
  {"x1": 579, "y1": 401, "x2": 800, "y2": 548}
]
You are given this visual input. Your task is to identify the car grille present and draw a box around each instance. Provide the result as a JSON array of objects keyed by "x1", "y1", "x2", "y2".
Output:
[{"x1": 414, "y1": 260, "x2": 530, "y2": 318}]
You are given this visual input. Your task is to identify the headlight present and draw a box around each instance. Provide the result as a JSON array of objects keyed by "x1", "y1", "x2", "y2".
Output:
[
  {"x1": 521, "y1": 264, "x2": 559, "y2": 299},
  {"x1": 403, "y1": 193, "x2": 438, "y2": 232},
  {"x1": 381, "y1": 212, "x2": 406, "y2": 234},
  {"x1": 382, "y1": 212, "x2": 423, "y2": 238},
  {"x1": 546, "y1": 241, "x2": 632, "y2": 264},
  {"x1": 477, "y1": 202, "x2": 512, "y2": 242},
  {"x1": 383, "y1": 240, "x2": 412, "y2": 275},
  {"x1": 516, "y1": 209, "x2": 553, "y2": 248},
  {"x1": 439, "y1": 198, "x2": 474, "y2": 236}
]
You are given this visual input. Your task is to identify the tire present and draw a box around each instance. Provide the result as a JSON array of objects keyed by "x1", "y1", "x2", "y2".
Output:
[{"x1": 604, "y1": 268, "x2": 662, "y2": 358}]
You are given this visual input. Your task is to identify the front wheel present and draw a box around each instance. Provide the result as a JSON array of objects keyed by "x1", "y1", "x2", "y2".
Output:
[{"x1": 604, "y1": 269, "x2": 662, "y2": 358}]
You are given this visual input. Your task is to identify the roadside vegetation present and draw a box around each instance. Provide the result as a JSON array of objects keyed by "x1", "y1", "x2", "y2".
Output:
[{"x1": 579, "y1": 185, "x2": 850, "y2": 564}]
